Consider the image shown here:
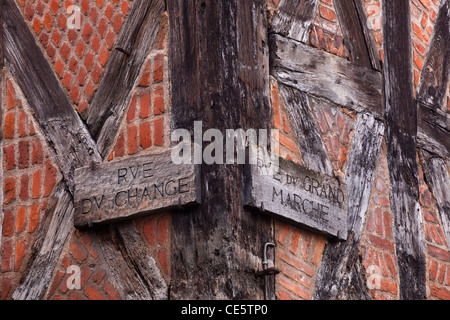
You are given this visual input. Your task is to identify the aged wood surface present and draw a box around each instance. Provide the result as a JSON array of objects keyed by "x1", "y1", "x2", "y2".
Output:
[
  {"x1": 93, "y1": 221, "x2": 168, "y2": 300},
  {"x1": 417, "y1": 105, "x2": 450, "y2": 158},
  {"x1": 3, "y1": 0, "x2": 102, "y2": 194},
  {"x1": 277, "y1": 85, "x2": 333, "y2": 176},
  {"x1": 314, "y1": 113, "x2": 384, "y2": 299},
  {"x1": 244, "y1": 154, "x2": 348, "y2": 240},
  {"x1": 416, "y1": 0, "x2": 449, "y2": 112},
  {"x1": 383, "y1": 0, "x2": 426, "y2": 299},
  {"x1": 74, "y1": 150, "x2": 201, "y2": 228},
  {"x1": 422, "y1": 150, "x2": 450, "y2": 252},
  {"x1": 87, "y1": 0, "x2": 165, "y2": 157},
  {"x1": 169, "y1": 0, "x2": 274, "y2": 299},
  {"x1": 270, "y1": 34, "x2": 384, "y2": 119},
  {"x1": 416, "y1": 0, "x2": 450, "y2": 159},
  {"x1": 12, "y1": 184, "x2": 74, "y2": 300},
  {"x1": 270, "y1": 0, "x2": 318, "y2": 43},
  {"x1": 333, "y1": 0, "x2": 381, "y2": 70}
]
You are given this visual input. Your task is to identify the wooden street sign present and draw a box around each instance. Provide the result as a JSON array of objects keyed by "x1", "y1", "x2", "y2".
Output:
[
  {"x1": 244, "y1": 155, "x2": 348, "y2": 240},
  {"x1": 74, "y1": 149, "x2": 201, "y2": 228}
]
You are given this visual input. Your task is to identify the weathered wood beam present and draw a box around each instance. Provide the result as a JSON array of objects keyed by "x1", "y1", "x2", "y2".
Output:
[
  {"x1": 382, "y1": 0, "x2": 426, "y2": 299},
  {"x1": 277, "y1": 84, "x2": 333, "y2": 175},
  {"x1": 87, "y1": 0, "x2": 165, "y2": 158},
  {"x1": 416, "y1": 0, "x2": 450, "y2": 159},
  {"x1": 417, "y1": 105, "x2": 450, "y2": 158},
  {"x1": 12, "y1": 184, "x2": 74, "y2": 300},
  {"x1": 270, "y1": 33, "x2": 384, "y2": 119},
  {"x1": 333, "y1": 0, "x2": 381, "y2": 70},
  {"x1": 168, "y1": 0, "x2": 274, "y2": 299},
  {"x1": 270, "y1": 0, "x2": 319, "y2": 43},
  {"x1": 3, "y1": 0, "x2": 102, "y2": 194},
  {"x1": 314, "y1": 113, "x2": 384, "y2": 300},
  {"x1": 417, "y1": 0, "x2": 449, "y2": 111},
  {"x1": 421, "y1": 150, "x2": 450, "y2": 248},
  {"x1": 92, "y1": 221, "x2": 168, "y2": 300}
]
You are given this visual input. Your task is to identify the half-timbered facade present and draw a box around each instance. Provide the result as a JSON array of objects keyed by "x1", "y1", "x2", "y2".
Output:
[{"x1": 1, "y1": 0, "x2": 449, "y2": 300}]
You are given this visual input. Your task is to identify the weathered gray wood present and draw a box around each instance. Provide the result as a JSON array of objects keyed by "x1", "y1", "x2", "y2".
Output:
[
  {"x1": 92, "y1": 221, "x2": 168, "y2": 300},
  {"x1": 169, "y1": 0, "x2": 274, "y2": 299},
  {"x1": 422, "y1": 150, "x2": 450, "y2": 249},
  {"x1": 416, "y1": 0, "x2": 449, "y2": 111},
  {"x1": 314, "y1": 113, "x2": 384, "y2": 300},
  {"x1": 74, "y1": 150, "x2": 201, "y2": 228},
  {"x1": 270, "y1": 34, "x2": 384, "y2": 119},
  {"x1": 3, "y1": 0, "x2": 102, "y2": 194},
  {"x1": 87, "y1": 0, "x2": 165, "y2": 157},
  {"x1": 416, "y1": 1, "x2": 450, "y2": 159},
  {"x1": 352, "y1": 0, "x2": 382, "y2": 71},
  {"x1": 93, "y1": 225, "x2": 153, "y2": 300},
  {"x1": 417, "y1": 105, "x2": 450, "y2": 158},
  {"x1": 277, "y1": 84, "x2": 333, "y2": 176},
  {"x1": 270, "y1": 0, "x2": 318, "y2": 43},
  {"x1": 115, "y1": 221, "x2": 168, "y2": 299},
  {"x1": 12, "y1": 184, "x2": 74, "y2": 300},
  {"x1": 333, "y1": 0, "x2": 381, "y2": 70},
  {"x1": 382, "y1": 0, "x2": 426, "y2": 300},
  {"x1": 244, "y1": 154, "x2": 348, "y2": 240}
]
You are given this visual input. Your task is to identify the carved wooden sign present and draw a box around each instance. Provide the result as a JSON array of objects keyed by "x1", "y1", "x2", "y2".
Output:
[
  {"x1": 244, "y1": 156, "x2": 348, "y2": 240},
  {"x1": 74, "y1": 149, "x2": 201, "y2": 228}
]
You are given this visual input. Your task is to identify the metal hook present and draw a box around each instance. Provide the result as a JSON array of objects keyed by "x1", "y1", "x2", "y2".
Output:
[{"x1": 262, "y1": 242, "x2": 276, "y2": 270}]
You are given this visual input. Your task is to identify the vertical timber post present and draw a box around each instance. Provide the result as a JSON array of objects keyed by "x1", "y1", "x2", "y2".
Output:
[
  {"x1": 168, "y1": 0, "x2": 274, "y2": 299},
  {"x1": 382, "y1": 0, "x2": 427, "y2": 300}
]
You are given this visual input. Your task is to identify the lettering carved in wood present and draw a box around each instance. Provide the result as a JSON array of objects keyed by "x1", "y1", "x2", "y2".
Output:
[
  {"x1": 244, "y1": 155, "x2": 348, "y2": 240},
  {"x1": 74, "y1": 149, "x2": 201, "y2": 228}
]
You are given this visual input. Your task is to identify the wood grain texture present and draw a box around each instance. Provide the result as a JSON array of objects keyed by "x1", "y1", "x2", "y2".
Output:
[
  {"x1": 417, "y1": 104, "x2": 450, "y2": 158},
  {"x1": 168, "y1": 0, "x2": 274, "y2": 299},
  {"x1": 3, "y1": 0, "x2": 101, "y2": 194},
  {"x1": 87, "y1": 0, "x2": 165, "y2": 157},
  {"x1": 92, "y1": 221, "x2": 168, "y2": 300},
  {"x1": 277, "y1": 84, "x2": 333, "y2": 176},
  {"x1": 12, "y1": 184, "x2": 74, "y2": 300},
  {"x1": 270, "y1": 0, "x2": 319, "y2": 43},
  {"x1": 333, "y1": 0, "x2": 381, "y2": 70},
  {"x1": 382, "y1": 0, "x2": 426, "y2": 300},
  {"x1": 314, "y1": 113, "x2": 384, "y2": 299},
  {"x1": 270, "y1": 34, "x2": 383, "y2": 119},
  {"x1": 422, "y1": 150, "x2": 450, "y2": 250},
  {"x1": 416, "y1": 0, "x2": 449, "y2": 111},
  {"x1": 416, "y1": 1, "x2": 450, "y2": 159}
]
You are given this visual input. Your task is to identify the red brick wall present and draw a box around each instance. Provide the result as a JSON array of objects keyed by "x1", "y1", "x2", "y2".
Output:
[
  {"x1": 1, "y1": 0, "x2": 449, "y2": 300},
  {"x1": 1, "y1": 75, "x2": 62, "y2": 299},
  {"x1": 15, "y1": 0, "x2": 134, "y2": 119},
  {"x1": 1, "y1": 0, "x2": 171, "y2": 300},
  {"x1": 360, "y1": 143, "x2": 399, "y2": 300},
  {"x1": 44, "y1": 10, "x2": 171, "y2": 300}
]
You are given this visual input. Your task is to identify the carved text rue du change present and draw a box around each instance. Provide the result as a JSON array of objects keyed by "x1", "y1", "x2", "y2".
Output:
[
  {"x1": 74, "y1": 150, "x2": 200, "y2": 228},
  {"x1": 80, "y1": 163, "x2": 191, "y2": 214}
]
